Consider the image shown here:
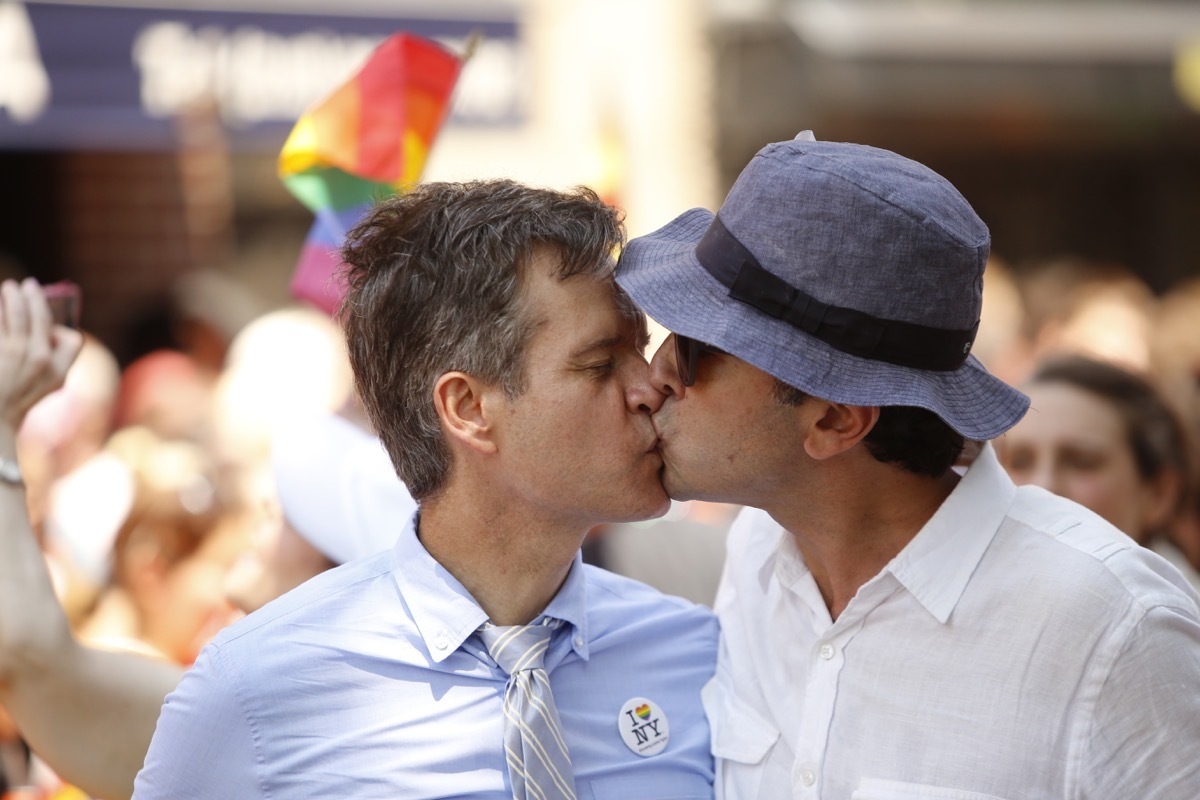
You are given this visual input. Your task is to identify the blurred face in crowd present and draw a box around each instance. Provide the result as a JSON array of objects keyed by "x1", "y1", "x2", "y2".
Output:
[
  {"x1": 109, "y1": 470, "x2": 245, "y2": 665},
  {"x1": 998, "y1": 381, "x2": 1152, "y2": 539},
  {"x1": 148, "y1": 523, "x2": 244, "y2": 664},
  {"x1": 222, "y1": 503, "x2": 335, "y2": 616}
]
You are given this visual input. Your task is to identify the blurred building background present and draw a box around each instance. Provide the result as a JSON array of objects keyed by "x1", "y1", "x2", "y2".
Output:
[{"x1": 1, "y1": 0, "x2": 1199, "y2": 366}]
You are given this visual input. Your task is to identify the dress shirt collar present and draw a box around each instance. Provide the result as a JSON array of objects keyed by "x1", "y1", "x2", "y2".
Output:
[
  {"x1": 391, "y1": 515, "x2": 590, "y2": 663},
  {"x1": 539, "y1": 548, "x2": 590, "y2": 661},
  {"x1": 885, "y1": 442, "x2": 1016, "y2": 623}
]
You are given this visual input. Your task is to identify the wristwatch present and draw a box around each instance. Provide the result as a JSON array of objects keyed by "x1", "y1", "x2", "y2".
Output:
[{"x1": 0, "y1": 456, "x2": 23, "y2": 487}]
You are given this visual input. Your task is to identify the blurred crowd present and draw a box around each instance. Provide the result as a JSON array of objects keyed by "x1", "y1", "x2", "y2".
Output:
[
  {"x1": 982, "y1": 256, "x2": 1200, "y2": 586},
  {"x1": 18, "y1": 304, "x2": 357, "y2": 651},
  {"x1": 0, "y1": 249, "x2": 1198, "y2": 796},
  {"x1": 0, "y1": 262, "x2": 365, "y2": 797}
]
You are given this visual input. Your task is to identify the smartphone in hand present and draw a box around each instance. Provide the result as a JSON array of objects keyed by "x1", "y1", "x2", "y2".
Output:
[{"x1": 43, "y1": 281, "x2": 82, "y2": 330}]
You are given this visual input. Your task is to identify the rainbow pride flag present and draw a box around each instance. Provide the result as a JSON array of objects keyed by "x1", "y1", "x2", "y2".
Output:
[{"x1": 279, "y1": 33, "x2": 463, "y2": 315}]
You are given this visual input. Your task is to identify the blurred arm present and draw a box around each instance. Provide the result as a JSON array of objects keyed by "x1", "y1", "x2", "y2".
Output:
[{"x1": 0, "y1": 279, "x2": 183, "y2": 800}]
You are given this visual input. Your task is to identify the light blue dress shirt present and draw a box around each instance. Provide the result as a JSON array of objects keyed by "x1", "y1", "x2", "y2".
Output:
[{"x1": 132, "y1": 517, "x2": 718, "y2": 799}]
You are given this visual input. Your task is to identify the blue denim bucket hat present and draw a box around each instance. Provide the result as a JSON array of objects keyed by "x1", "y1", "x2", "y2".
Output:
[{"x1": 616, "y1": 133, "x2": 1029, "y2": 441}]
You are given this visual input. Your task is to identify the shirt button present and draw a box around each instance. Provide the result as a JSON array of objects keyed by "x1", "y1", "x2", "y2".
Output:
[
  {"x1": 799, "y1": 767, "x2": 817, "y2": 786},
  {"x1": 573, "y1": 636, "x2": 584, "y2": 648},
  {"x1": 434, "y1": 632, "x2": 450, "y2": 651},
  {"x1": 818, "y1": 643, "x2": 835, "y2": 660}
]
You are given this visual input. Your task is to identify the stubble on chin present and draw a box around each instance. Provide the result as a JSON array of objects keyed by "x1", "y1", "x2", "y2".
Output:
[{"x1": 658, "y1": 458, "x2": 692, "y2": 504}]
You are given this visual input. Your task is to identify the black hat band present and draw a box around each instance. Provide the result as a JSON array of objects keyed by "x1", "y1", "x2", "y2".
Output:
[{"x1": 695, "y1": 215, "x2": 978, "y2": 372}]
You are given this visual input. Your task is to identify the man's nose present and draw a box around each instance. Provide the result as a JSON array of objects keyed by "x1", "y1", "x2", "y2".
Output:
[
  {"x1": 648, "y1": 335, "x2": 685, "y2": 402},
  {"x1": 629, "y1": 337, "x2": 681, "y2": 415},
  {"x1": 629, "y1": 363, "x2": 665, "y2": 416}
]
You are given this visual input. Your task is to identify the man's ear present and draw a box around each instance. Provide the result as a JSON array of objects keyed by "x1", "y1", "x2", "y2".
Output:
[
  {"x1": 804, "y1": 402, "x2": 879, "y2": 460},
  {"x1": 433, "y1": 371, "x2": 499, "y2": 455}
]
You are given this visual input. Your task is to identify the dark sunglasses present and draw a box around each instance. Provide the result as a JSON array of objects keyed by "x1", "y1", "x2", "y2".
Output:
[{"x1": 673, "y1": 333, "x2": 727, "y2": 387}]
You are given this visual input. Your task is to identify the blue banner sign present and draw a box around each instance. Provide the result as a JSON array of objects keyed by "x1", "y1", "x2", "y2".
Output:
[{"x1": 0, "y1": 1, "x2": 523, "y2": 150}]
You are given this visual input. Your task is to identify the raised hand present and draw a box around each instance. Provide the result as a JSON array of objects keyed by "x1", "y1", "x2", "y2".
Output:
[{"x1": 0, "y1": 278, "x2": 83, "y2": 432}]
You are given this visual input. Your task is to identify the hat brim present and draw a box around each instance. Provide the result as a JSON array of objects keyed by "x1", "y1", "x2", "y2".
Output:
[{"x1": 617, "y1": 208, "x2": 1029, "y2": 441}]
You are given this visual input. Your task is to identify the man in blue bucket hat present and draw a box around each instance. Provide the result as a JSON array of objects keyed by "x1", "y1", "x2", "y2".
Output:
[{"x1": 618, "y1": 132, "x2": 1200, "y2": 798}]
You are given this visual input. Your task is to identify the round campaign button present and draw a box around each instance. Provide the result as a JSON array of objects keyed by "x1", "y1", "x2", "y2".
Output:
[{"x1": 617, "y1": 696, "x2": 670, "y2": 757}]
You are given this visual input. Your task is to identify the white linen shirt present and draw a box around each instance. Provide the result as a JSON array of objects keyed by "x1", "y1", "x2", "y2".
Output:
[
  {"x1": 133, "y1": 517, "x2": 718, "y2": 799},
  {"x1": 704, "y1": 444, "x2": 1200, "y2": 800}
]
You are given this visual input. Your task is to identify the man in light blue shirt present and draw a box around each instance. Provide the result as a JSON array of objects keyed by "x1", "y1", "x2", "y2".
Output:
[{"x1": 132, "y1": 180, "x2": 718, "y2": 799}]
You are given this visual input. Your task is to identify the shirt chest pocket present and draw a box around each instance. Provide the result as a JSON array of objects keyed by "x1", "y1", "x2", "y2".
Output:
[
  {"x1": 851, "y1": 778, "x2": 1008, "y2": 800},
  {"x1": 701, "y1": 677, "x2": 780, "y2": 796},
  {"x1": 701, "y1": 677, "x2": 779, "y2": 764}
]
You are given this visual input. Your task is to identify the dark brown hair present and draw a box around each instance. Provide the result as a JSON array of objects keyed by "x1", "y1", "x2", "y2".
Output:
[{"x1": 772, "y1": 381, "x2": 965, "y2": 477}]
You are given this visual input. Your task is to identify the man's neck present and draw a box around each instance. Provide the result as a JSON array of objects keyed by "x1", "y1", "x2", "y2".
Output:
[
  {"x1": 766, "y1": 458, "x2": 960, "y2": 621},
  {"x1": 416, "y1": 489, "x2": 587, "y2": 627}
]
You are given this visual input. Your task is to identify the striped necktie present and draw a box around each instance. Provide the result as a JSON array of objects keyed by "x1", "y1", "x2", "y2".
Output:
[{"x1": 478, "y1": 620, "x2": 577, "y2": 800}]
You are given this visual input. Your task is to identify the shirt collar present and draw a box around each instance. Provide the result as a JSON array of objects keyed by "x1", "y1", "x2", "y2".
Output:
[
  {"x1": 391, "y1": 516, "x2": 590, "y2": 663},
  {"x1": 764, "y1": 524, "x2": 801, "y2": 591},
  {"x1": 540, "y1": 551, "x2": 590, "y2": 661},
  {"x1": 885, "y1": 442, "x2": 1016, "y2": 624}
]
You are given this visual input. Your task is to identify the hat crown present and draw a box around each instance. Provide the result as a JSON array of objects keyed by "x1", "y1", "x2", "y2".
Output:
[{"x1": 719, "y1": 139, "x2": 988, "y2": 332}]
